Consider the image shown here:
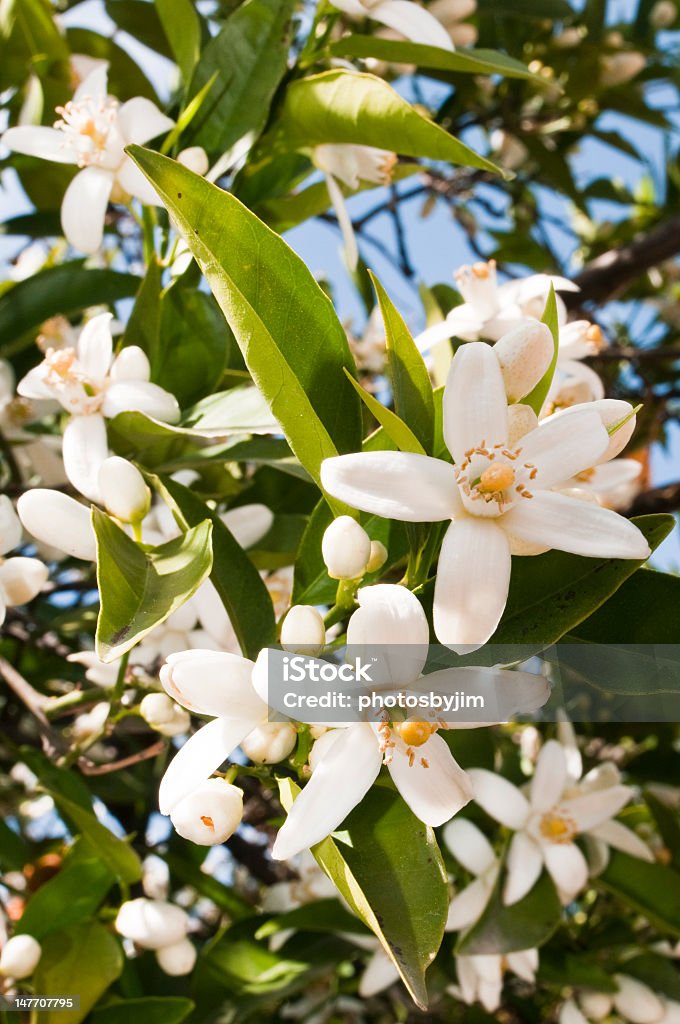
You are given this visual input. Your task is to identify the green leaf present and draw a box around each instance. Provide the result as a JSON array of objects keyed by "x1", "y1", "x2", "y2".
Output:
[
  {"x1": 569, "y1": 568, "x2": 680, "y2": 643},
  {"x1": 155, "y1": 0, "x2": 200, "y2": 84},
  {"x1": 277, "y1": 778, "x2": 448, "y2": 1010},
  {"x1": 456, "y1": 868, "x2": 561, "y2": 955},
  {"x1": 153, "y1": 475, "x2": 275, "y2": 660},
  {"x1": 104, "y1": 0, "x2": 172, "y2": 58},
  {"x1": 65, "y1": 27, "x2": 158, "y2": 102},
  {"x1": 16, "y1": 844, "x2": 115, "y2": 939},
  {"x1": 371, "y1": 274, "x2": 435, "y2": 454},
  {"x1": 32, "y1": 921, "x2": 123, "y2": 1024},
  {"x1": 124, "y1": 256, "x2": 162, "y2": 368},
  {"x1": 623, "y1": 954, "x2": 680, "y2": 1003},
  {"x1": 645, "y1": 791, "x2": 680, "y2": 868},
  {"x1": 329, "y1": 37, "x2": 539, "y2": 81},
  {"x1": 91, "y1": 999, "x2": 195, "y2": 1024},
  {"x1": 128, "y1": 147, "x2": 362, "y2": 502},
  {"x1": 0, "y1": 820, "x2": 29, "y2": 870},
  {"x1": 186, "y1": 0, "x2": 295, "y2": 155},
  {"x1": 255, "y1": 899, "x2": 370, "y2": 940},
  {"x1": 490, "y1": 515, "x2": 674, "y2": 644},
  {"x1": 0, "y1": 265, "x2": 139, "y2": 355},
  {"x1": 522, "y1": 285, "x2": 559, "y2": 416},
  {"x1": 344, "y1": 369, "x2": 426, "y2": 455},
  {"x1": 46, "y1": 790, "x2": 142, "y2": 884},
  {"x1": 93, "y1": 507, "x2": 213, "y2": 661},
  {"x1": 598, "y1": 851, "x2": 680, "y2": 936},
  {"x1": 267, "y1": 70, "x2": 500, "y2": 175}
]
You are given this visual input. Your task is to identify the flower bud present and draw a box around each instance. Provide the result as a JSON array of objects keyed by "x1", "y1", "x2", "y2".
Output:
[
  {"x1": 0, "y1": 557, "x2": 48, "y2": 605},
  {"x1": 321, "y1": 516, "x2": 371, "y2": 580},
  {"x1": 600, "y1": 52, "x2": 646, "y2": 87},
  {"x1": 280, "y1": 605, "x2": 326, "y2": 654},
  {"x1": 140, "y1": 693, "x2": 190, "y2": 737},
  {"x1": 366, "y1": 540, "x2": 388, "y2": 573},
  {"x1": 612, "y1": 975, "x2": 664, "y2": 1023},
  {"x1": 578, "y1": 992, "x2": 613, "y2": 1021},
  {"x1": 71, "y1": 702, "x2": 110, "y2": 745},
  {"x1": 155, "y1": 937, "x2": 197, "y2": 976},
  {"x1": 650, "y1": 0, "x2": 676, "y2": 27},
  {"x1": 98, "y1": 457, "x2": 151, "y2": 524},
  {"x1": 170, "y1": 778, "x2": 243, "y2": 846},
  {"x1": 115, "y1": 898, "x2": 188, "y2": 950},
  {"x1": 507, "y1": 403, "x2": 539, "y2": 445},
  {"x1": 178, "y1": 146, "x2": 210, "y2": 177},
  {"x1": 17, "y1": 489, "x2": 96, "y2": 561},
  {"x1": 493, "y1": 320, "x2": 554, "y2": 402},
  {"x1": 240, "y1": 722, "x2": 297, "y2": 764},
  {"x1": 0, "y1": 495, "x2": 22, "y2": 555},
  {"x1": 0, "y1": 934, "x2": 42, "y2": 979}
]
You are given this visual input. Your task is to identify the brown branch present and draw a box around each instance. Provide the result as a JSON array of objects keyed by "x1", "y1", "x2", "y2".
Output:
[
  {"x1": 78, "y1": 739, "x2": 166, "y2": 776},
  {"x1": 566, "y1": 216, "x2": 680, "y2": 306},
  {"x1": 0, "y1": 656, "x2": 67, "y2": 758},
  {"x1": 628, "y1": 479, "x2": 680, "y2": 516}
]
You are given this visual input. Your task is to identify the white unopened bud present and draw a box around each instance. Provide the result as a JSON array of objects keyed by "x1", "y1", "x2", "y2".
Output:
[
  {"x1": 507, "y1": 403, "x2": 539, "y2": 445},
  {"x1": 0, "y1": 496, "x2": 22, "y2": 555},
  {"x1": 600, "y1": 52, "x2": 646, "y2": 87},
  {"x1": 493, "y1": 320, "x2": 554, "y2": 402},
  {"x1": 71, "y1": 702, "x2": 110, "y2": 745},
  {"x1": 322, "y1": 516, "x2": 371, "y2": 580},
  {"x1": 98, "y1": 457, "x2": 151, "y2": 524},
  {"x1": 170, "y1": 778, "x2": 243, "y2": 846},
  {"x1": 547, "y1": 399, "x2": 636, "y2": 463},
  {"x1": 0, "y1": 934, "x2": 42, "y2": 979},
  {"x1": 0, "y1": 557, "x2": 48, "y2": 605},
  {"x1": 155, "y1": 937, "x2": 197, "y2": 976},
  {"x1": 578, "y1": 992, "x2": 613, "y2": 1021},
  {"x1": 280, "y1": 605, "x2": 326, "y2": 654},
  {"x1": 612, "y1": 975, "x2": 665, "y2": 1024},
  {"x1": 366, "y1": 540, "x2": 388, "y2": 573},
  {"x1": 650, "y1": 0, "x2": 676, "y2": 27},
  {"x1": 240, "y1": 722, "x2": 297, "y2": 764},
  {"x1": 17, "y1": 489, "x2": 96, "y2": 561},
  {"x1": 140, "y1": 693, "x2": 190, "y2": 737},
  {"x1": 178, "y1": 147, "x2": 209, "y2": 177},
  {"x1": 115, "y1": 898, "x2": 188, "y2": 950}
]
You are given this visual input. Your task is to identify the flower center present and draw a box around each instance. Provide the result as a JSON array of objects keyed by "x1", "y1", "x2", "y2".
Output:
[
  {"x1": 586, "y1": 324, "x2": 605, "y2": 350},
  {"x1": 45, "y1": 347, "x2": 77, "y2": 381},
  {"x1": 477, "y1": 463, "x2": 516, "y2": 494},
  {"x1": 54, "y1": 95, "x2": 119, "y2": 167},
  {"x1": 539, "y1": 810, "x2": 577, "y2": 843},
  {"x1": 397, "y1": 720, "x2": 436, "y2": 747}
]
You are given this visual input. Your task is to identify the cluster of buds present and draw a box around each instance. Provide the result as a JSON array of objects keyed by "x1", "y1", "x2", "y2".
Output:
[{"x1": 321, "y1": 516, "x2": 387, "y2": 581}]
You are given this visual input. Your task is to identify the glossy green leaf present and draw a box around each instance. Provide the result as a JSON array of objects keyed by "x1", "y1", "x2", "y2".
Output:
[
  {"x1": 47, "y1": 790, "x2": 142, "y2": 884},
  {"x1": 490, "y1": 515, "x2": 674, "y2": 644},
  {"x1": 522, "y1": 285, "x2": 559, "y2": 416},
  {"x1": 91, "y1": 998, "x2": 195, "y2": 1024},
  {"x1": 267, "y1": 70, "x2": 500, "y2": 175},
  {"x1": 457, "y1": 868, "x2": 561, "y2": 955},
  {"x1": 128, "y1": 147, "x2": 362, "y2": 503},
  {"x1": 645, "y1": 791, "x2": 680, "y2": 868},
  {"x1": 0, "y1": 819, "x2": 29, "y2": 870},
  {"x1": 93, "y1": 507, "x2": 213, "y2": 661},
  {"x1": 329, "y1": 37, "x2": 539, "y2": 81},
  {"x1": 155, "y1": 0, "x2": 200, "y2": 84},
  {"x1": 153, "y1": 474, "x2": 275, "y2": 659},
  {"x1": 344, "y1": 369, "x2": 426, "y2": 454},
  {"x1": 32, "y1": 921, "x2": 123, "y2": 1024},
  {"x1": 16, "y1": 844, "x2": 115, "y2": 938},
  {"x1": 278, "y1": 778, "x2": 448, "y2": 1009},
  {"x1": 186, "y1": 0, "x2": 295, "y2": 154},
  {"x1": 570, "y1": 567, "x2": 680, "y2": 642},
  {"x1": 598, "y1": 851, "x2": 680, "y2": 936},
  {"x1": 255, "y1": 898, "x2": 370, "y2": 939},
  {"x1": 372, "y1": 274, "x2": 435, "y2": 454},
  {"x1": 104, "y1": 0, "x2": 172, "y2": 58},
  {"x1": 0, "y1": 265, "x2": 139, "y2": 355}
]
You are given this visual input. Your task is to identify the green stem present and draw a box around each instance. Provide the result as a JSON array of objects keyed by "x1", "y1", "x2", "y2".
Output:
[
  {"x1": 44, "y1": 688, "x2": 104, "y2": 719},
  {"x1": 111, "y1": 649, "x2": 131, "y2": 702},
  {"x1": 323, "y1": 577, "x2": 360, "y2": 629}
]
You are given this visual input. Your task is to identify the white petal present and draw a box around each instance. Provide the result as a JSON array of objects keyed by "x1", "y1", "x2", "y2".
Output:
[
  {"x1": 1, "y1": 126, "x2": 77, "y2": 164},
  {"x1": 272, "y1": 723, "x2": 382, "y2": 859},
  {"x1": 359, "y1": 949, "x2": 400, "y2": 997},
  {"x1": 160, "y1": 649, "x2": 265, "y2": 719},
  {"x1": 102, "y1": 380, "x2": 180, "y2": 422},
  {"x1": 433, "y1": 519, "x2": 511, "y2": 651},
  {"x1": 588, "y1": 819, "x2": 653, "y2": 861},
  {"x1": 61, "y1": 166, "x2": 113, "y2": 254},
  {"x1": 542, "y1": 841, "x2": 588, "y2": 901},
  {"x1": 446, "y1": 877, "x2": 492, "y2": 931},
  {"x1": 73, "y1": 65, "x2": 109, "y2": 103},
  {"x1": 0, "y1": 495, "x2": 23, "y2": 555},
  {"x1": 443, "y1": 342, "x2": 508, "y2": 465},
  {"x1": 190, "y1": 581, "x2": 237, "y2": 649},
  {"x1": 118, "y1": 97, "x2": 174, "y2": 145},
  {"x1": 560, "y1": 785, "x2": 633, "y2": 833},
  {"x1": 468, "y1": 768, "x2": 531, "y2": 829},
  {"x1": 221, "y1": 504, "x2": 274, "y2": 549},
  {"x1": 531, "y1": 740, "x2": 568, "y2": 812},
  {"x1": 17, "y1": 489, "x2": 96, "y2": 561},
  {"x1": 0, "y1": 557, "x2": 48, "y2": 606},
  {"x1": 442, "y1": 818, "x2": 496, "y2": 875},
  {"x1": 116, "y1": 155, "x2": 161, "y2": 206},
  {"x1": 387, "y1": 732, "x2": 473, "y2": 826},
  {"x1": 370, "y1": 0, "x2": 455, "y2": 49},
  {"x1": 77, "y1": 313, "x2": 113, "y2": 381},
  {"x1": 62, "y1": 413, "x2": 109, "y2": 502},
  {"x1": 325, "y1": 172, "x2": 358, "y2": 271},
  {"x1": 159, "y1": 716, "x2": 255, "y2": 814},
  {"x1": 110, "y1": 345, "x2": 151, "y2": 381},
  {"x1": 544, "y1": 399, "x2": 636, "y2": 463},
  {"x1": 505, "y1": 948, "x2": 538, "y2": 982},
  {"x1": 500, "y1": 490, "x2": 651, "y2": 560},
  {"x1": 613, "y1": 975, "x2": 665, "y2": 1024},
  {"x1": 16, "y1": 365, "x2": 54, "y2": 401},
  {"x1": 560, "y1": 998, "x2": 591, "y2": 1024},
  {"x1": 503, "y1": 831, "x2": 543, "y2": 905},
  {"x1": 321, "y1": 452, "x2": 459, "y2": 523},
  {"x1": 347, "y1": 584, "x2": 429, "y2": 685},
  {"x1": 519, "y1": 412, "x2": 608, "y2": 489}
]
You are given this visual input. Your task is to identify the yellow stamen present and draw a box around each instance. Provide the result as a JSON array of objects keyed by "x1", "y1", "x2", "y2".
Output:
[{"x1": 539, "y1": 811, "x2": 576, "y2": 843}]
